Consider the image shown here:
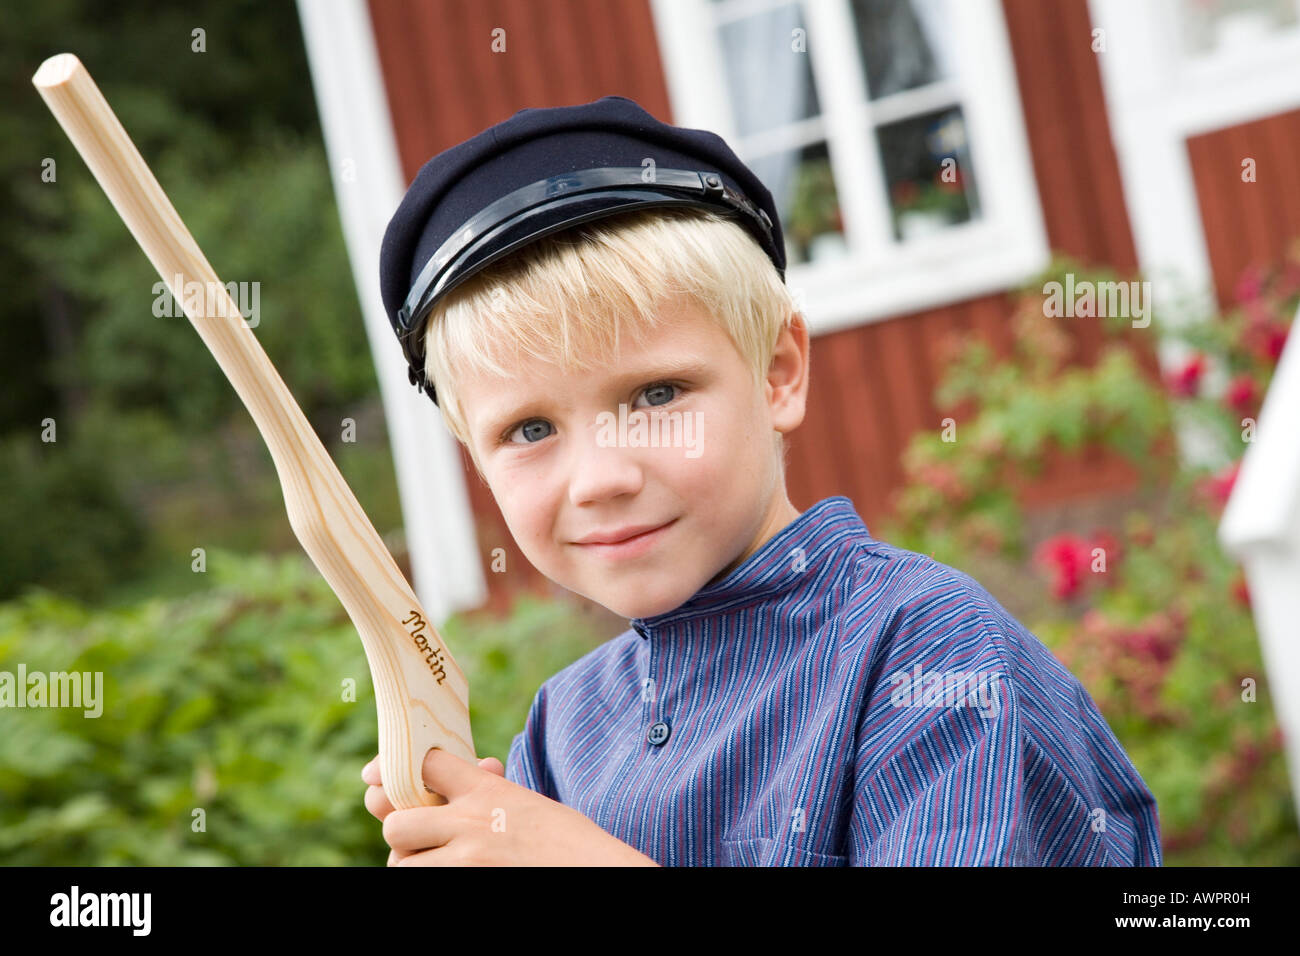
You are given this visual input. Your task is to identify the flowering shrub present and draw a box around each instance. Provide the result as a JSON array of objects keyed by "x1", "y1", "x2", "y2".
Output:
[
  {"x1": 1033, "y1": 531, "x2": 1119, "y2": 601},
  {"x1": 883, "y1": 252, "x2": 1298, "y2": 865}
]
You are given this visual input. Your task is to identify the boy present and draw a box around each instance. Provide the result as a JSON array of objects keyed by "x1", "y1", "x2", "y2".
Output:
[{"x1": 362, "y1": 96, "x2": 1162, "y2": 866}]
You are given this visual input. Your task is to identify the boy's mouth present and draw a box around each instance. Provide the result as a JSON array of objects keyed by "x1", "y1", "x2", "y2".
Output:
[{"x1": 571, "y1": 518, "x2": 678, "y2": 558}]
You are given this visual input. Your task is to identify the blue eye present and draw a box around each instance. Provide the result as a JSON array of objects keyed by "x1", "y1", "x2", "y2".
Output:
[
  {"x1": 636, "y1": 383, "x2": 679, "y2": 407},
  {"x1": 505, "y1": 419, "x2": 554, "y2": 445},
  {"x1": 498, "y1": 381, "x2": 684, "y2": 447}
]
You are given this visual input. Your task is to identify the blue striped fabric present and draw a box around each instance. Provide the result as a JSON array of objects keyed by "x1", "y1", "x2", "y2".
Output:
[{"x1": 506, "y1": 495, "x2": 1162, "y2": 866}]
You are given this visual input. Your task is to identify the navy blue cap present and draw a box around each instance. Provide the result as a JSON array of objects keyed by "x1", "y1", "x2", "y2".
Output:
[{"x1": 379, "y1": 94, "x2": 786, "y2": 406}]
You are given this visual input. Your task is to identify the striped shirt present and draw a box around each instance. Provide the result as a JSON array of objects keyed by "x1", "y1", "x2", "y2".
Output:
[{"x1": 506, "y1": 495, "x2": 1162, "y2": 865}]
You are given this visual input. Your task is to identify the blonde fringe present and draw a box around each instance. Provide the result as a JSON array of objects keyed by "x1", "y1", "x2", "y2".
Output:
[{"x1": 422, "y1": 206, "x2": 795, "y2": 448}]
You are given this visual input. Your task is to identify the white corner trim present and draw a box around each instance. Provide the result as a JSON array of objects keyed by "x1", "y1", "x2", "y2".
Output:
[
  {"x1": 296, "y1": 0, "x2": 486, "y2": 623},
  {"x1": 1232, "y1": 552, "x2": 1300, "y2": 824},
  {"x1": 1219, "y1": 304, "x2": 1300, "y2": 553}
]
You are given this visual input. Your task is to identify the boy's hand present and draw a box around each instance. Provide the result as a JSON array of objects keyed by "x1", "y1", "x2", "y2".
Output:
[
  {"x1": 361, "y1": 750, "x2": 660, "y2": 866},
  {"x1": 362, "y1": 753, "x2": 506, "y2": 865}
]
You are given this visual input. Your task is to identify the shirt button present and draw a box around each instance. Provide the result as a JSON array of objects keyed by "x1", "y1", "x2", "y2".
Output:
[{"x1": 646, "y1": 720, "x2": 671, "y2": 746}]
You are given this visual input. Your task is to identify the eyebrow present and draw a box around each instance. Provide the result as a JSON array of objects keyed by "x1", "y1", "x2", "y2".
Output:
[{"x1": 476, "y1": 358, "x2": 713, "y2": 440}]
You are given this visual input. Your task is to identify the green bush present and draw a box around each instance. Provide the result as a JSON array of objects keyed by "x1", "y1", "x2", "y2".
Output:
[{"x1": 0, "y1": 548, "x2": 608, "y2": 865}]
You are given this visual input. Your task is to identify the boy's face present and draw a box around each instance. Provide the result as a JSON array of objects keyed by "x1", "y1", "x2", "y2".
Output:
[{"x1": 457, "y1": 297, "x2": 809, "y2": 620}]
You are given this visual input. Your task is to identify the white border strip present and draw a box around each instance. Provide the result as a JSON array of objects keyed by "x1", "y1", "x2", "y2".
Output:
[{"x1": 296, "y1": 0, "x2": 486, "y2": 622}]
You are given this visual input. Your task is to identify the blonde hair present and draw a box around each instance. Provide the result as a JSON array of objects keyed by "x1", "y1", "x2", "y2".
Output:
[{"x1": 422, "y1": 206, "x2": 796, "y2": 454}]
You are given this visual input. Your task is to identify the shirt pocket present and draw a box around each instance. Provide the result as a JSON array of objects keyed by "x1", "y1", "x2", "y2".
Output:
[{"x1": 720, "y1": 836, "x2": 847, "y2": 867}]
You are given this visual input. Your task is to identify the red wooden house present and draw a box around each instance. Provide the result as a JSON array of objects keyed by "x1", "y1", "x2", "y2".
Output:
[{"x1": 297, "y1": 0, "x2": 1300, "y2": 619}]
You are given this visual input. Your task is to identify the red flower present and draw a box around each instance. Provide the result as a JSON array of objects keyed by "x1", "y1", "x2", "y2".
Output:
[
  {"x1": 1091, "y1": 530, "x2": 1121, "y2": 570},
  {"x1": 1224, "y1": 374, "x2": 1259, "y2": 415},
  {"x1": 1116, "y1": 617, "x2": 1181, "y2": 666},
  {"x1": 1199, "y1": 460, "x2": 1242, "y2": 509},
  {"x1": 1242, "y1": 309, "x2": 1290, "y2": 365},
  {"x1": 1034, "y1": 533, "x2": 1094, "y2": 601},
  {"x1": 1232, "y1": 571, "x2": 1251, "y2": 609},
  {"x1": 1234, "y1": 265, "x2": 1265, "y2": 305},
  {"x1": 1167, "y1": 353, "x2": 1207, "y2": 397},
  {"x1": 1261, "y1": 321, "x2": 1290, "y2": 364}
]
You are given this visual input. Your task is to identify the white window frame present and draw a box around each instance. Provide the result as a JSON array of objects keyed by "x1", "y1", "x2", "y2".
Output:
[
  {"x1": 649, "y1": 0, "x2": 1049, "y2": 335},
  {"x1": 1090, "y1": 0, "x2": 1300, "y2": 470},
  {"x1": 1090, "y1": 0, "x2": 1300, "y2": 329}
]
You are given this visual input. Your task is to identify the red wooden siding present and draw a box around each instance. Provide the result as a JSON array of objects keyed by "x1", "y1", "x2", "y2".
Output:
[
  {"x1": 368, "y1": 0, "x2": 673, "y2": 185},
  {"x1": 1187, "y1": 109, "x2": 1300, "y2": 311},
  {"x1": 368, "y1": 0, "x2": 1159, "y2": 613}
]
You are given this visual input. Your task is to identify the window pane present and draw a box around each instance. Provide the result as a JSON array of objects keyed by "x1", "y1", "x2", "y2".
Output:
[
  {"x1": 748, "y1": 141, "x2": 846, "y2": 266},
  {"x1": 719, "y1": 3, "x2": 821, "y2": 137},
  {"x1": 875, "y1": 107, "x2": 980, "y2": 242},
  {"x1": 1178, "y1": 0, "x2": 1297, "y2": 56},
  {"x1": 850, "y1": 0, "x2": 953, "y2": 99}
]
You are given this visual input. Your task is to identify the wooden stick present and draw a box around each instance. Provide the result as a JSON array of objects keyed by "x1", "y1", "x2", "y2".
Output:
[{"x1": 32, "y1": 53, "x2": 476, "y2": 810}]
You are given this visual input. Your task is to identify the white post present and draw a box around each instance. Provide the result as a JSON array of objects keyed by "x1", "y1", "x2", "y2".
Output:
[
  {"x1": 1219, "y1": 316, "x2": 1300, "y2": 823},
  {"x1": 295, "y1": 0, "x2": 486, "y2": 622}
]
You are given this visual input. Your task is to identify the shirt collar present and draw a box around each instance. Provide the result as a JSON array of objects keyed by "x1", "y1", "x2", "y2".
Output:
[{"x1": 629, "y1": 495, "x2": 868, "y2": 636}]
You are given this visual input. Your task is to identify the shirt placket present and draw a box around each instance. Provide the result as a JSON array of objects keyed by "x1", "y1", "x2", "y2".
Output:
[{"x1": 592, "y1": 619, "x2": 666, "y2": 835}]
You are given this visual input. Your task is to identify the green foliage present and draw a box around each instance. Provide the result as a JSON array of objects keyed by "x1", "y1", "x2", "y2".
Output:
[
  {"x1": 881, "y1": 257, "x2": 1300, "y2": 865},
  {"x1": 0, "y1": 549, "x2": 609, "y2": 865},
  {"x1": 19, "y1": 132, "x2": 371, "y2": 436},
  {"x1": 0, "y1": 428, "x2": 147, "y2": 602},
  {"x1": 1, "y1": 0, "x2": 382, "y2": 600},
  {"x1": 0, "y1": 0, "x2": 321, "y2": 433}
]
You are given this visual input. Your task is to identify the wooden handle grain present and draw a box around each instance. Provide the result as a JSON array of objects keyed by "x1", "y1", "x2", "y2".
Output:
[{"x1": 32, "y1": 53, "x2": 476, "y2": 810}]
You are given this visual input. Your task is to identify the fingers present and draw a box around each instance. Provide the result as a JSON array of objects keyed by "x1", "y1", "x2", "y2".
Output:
[
  {"x1": 363, "y1": 755, "x2": 391, "y2": 822},
  {"x1": 361, "y1": 755, "x2": 381, "y2": 787},
  {"x1": 364, "y1": 783, "x2": 394, "y2": 822},
  {"x1": 365, "y1": 754, "x2": 429, "y2": 865},
  {"x1": 367, "y1": 753, "x2": 504, "y2": 865},
  {"x1": 384, "y1": 807, "x2": 453, "y2": 853},
  {"x1": 368, "y1": 753, "x2": 504, "y2": 786}
]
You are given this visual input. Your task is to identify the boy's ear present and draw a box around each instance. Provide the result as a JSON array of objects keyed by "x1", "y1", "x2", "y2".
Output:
[{"x1": 765, "y1": 310, "x2": 810, "y2": 434}]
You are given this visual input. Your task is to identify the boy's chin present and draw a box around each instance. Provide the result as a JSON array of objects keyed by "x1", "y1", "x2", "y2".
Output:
[
  {"x1": 599, "y1": 596, "x2": 680, "y2": 621},
  {"x1": 582, "y1": 581, "x2": 698, "y2": 622}
]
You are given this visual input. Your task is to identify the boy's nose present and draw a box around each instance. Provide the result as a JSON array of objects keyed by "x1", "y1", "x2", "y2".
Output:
[{"x1": 567, "y1": 431, "x2": 646, "y2": 507}]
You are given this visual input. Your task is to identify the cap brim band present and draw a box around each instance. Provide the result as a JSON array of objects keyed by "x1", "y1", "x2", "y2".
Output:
[{"x1": 398, "y1": 167, "x2": 776, "y2": 339}]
